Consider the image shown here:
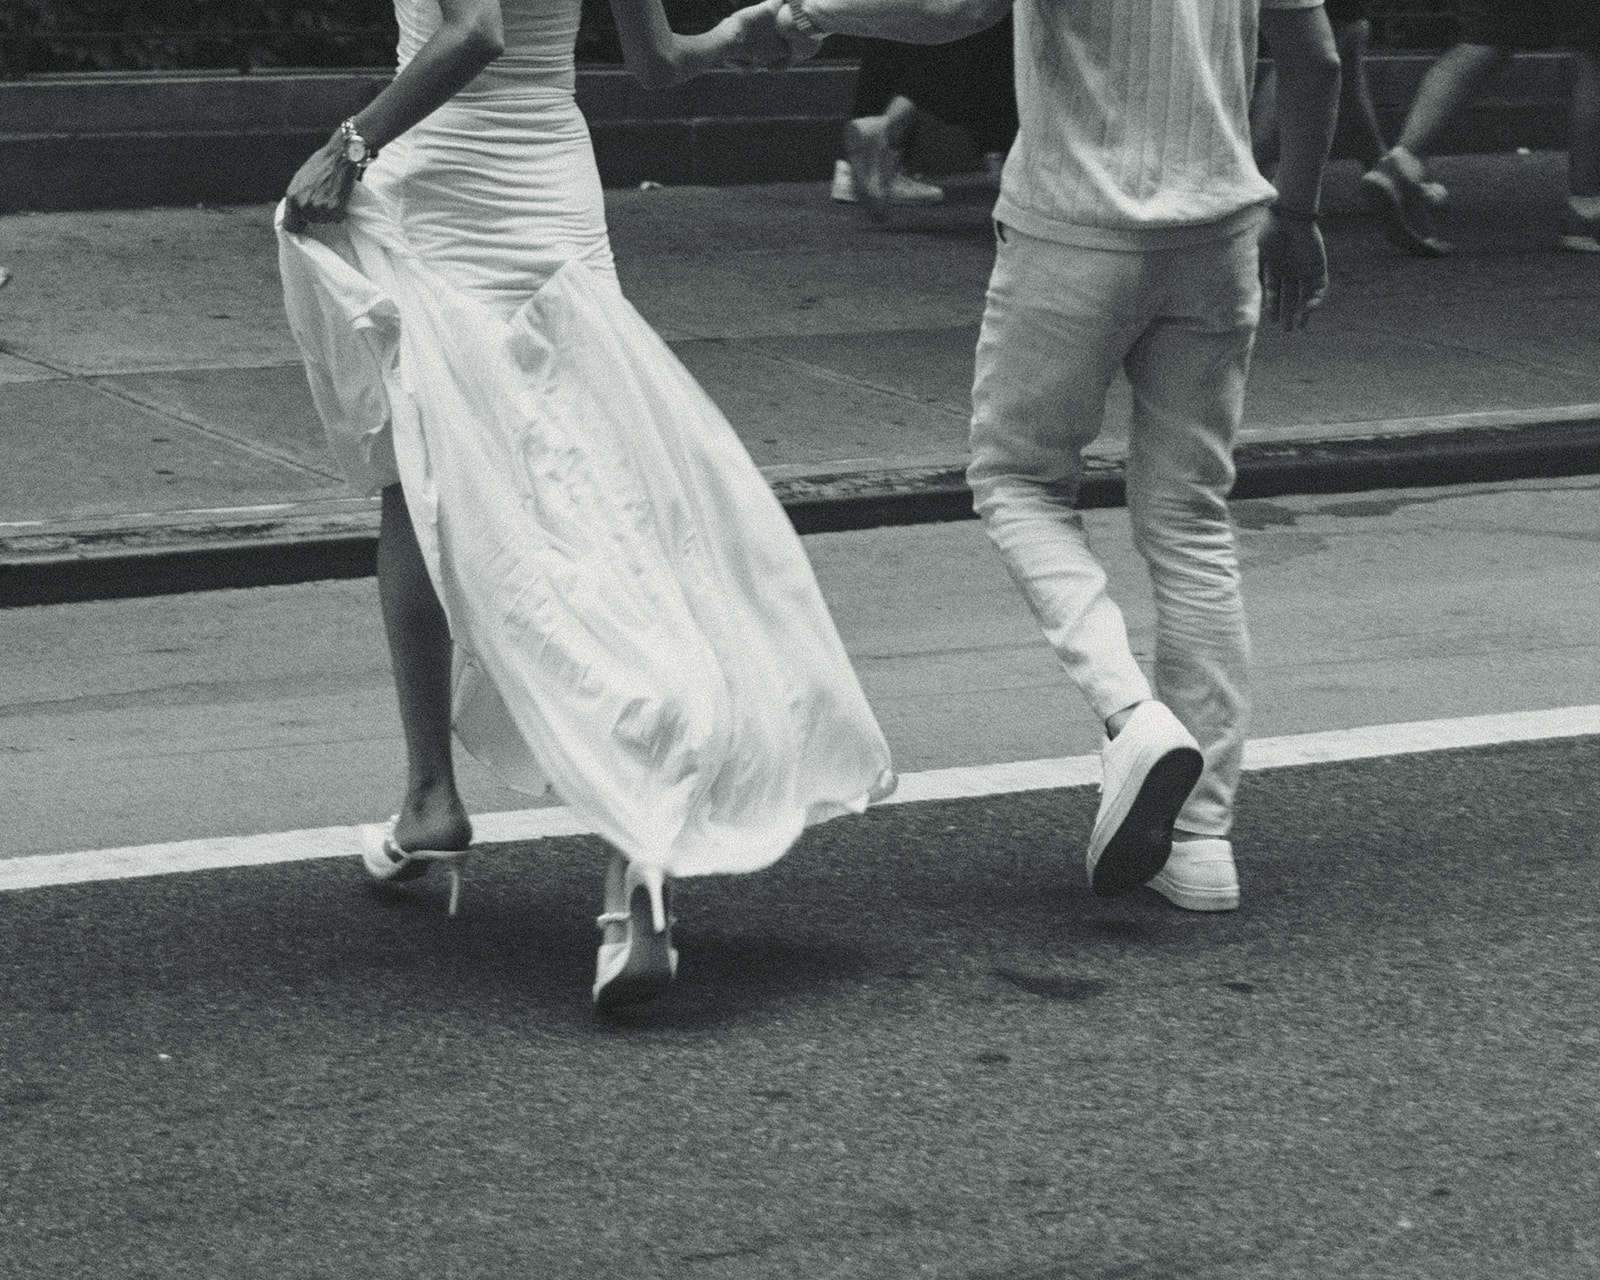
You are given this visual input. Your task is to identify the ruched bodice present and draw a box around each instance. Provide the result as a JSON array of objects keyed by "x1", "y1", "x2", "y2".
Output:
[
  {"x1": 396, "y1": 0, "x2": 581, "y2": 91},
  {"x1": 372, "y1": 0, "x2": 612, "y2": 311}
]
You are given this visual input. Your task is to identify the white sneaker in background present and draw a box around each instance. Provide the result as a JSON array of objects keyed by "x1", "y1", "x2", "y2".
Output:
[
  {"x1": 1086, "y1": 701, "x2": 1203, "y2": 898},
  {"x1": 1360, "y1": 148, "x2": 1454, "y2": 256},
  {"x1": 1559, "y1": 204, "x2": 1600, "y2": 254},
  {"x1": 830, "y1": 157, "x2": 945, "y2": 207},
  {"x1": 1148, "y1": 837, "x2": 1240, "y2": 912},
  {"x1": 831, "y1": 158, "x2": 856, "y2": 203}
]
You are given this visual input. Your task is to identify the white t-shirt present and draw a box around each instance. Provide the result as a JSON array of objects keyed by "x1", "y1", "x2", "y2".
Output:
[{"x1": 994, "y1": 0, "x2": 1324, "y2": 249}]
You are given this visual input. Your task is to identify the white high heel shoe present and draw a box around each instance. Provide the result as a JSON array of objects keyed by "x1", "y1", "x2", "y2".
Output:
[
  {"x1": 593, "y1": 855, "x2": 678, "y2": 1010},
  {"x1": 359, "y1": 817, "x2": 470, "y2": 917}
]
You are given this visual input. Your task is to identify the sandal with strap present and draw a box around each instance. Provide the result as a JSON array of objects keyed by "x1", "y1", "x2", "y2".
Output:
[
  {"x1": 593, "y1": 855, "x2": 678, "y2": 1010},
  {"x1": 359, "y1": 816, "x2": 470, "y2": 917}
]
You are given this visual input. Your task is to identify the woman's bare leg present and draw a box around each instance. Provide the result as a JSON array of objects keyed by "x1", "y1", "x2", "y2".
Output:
[
  {"x1": 1396, "y1": 42, "x2": 1510, "y2": 159},
  {"x1": 1337, "y1": 19, "x2": 1387, "y2": 168},
  {"x1": 844, "y1": 93, "x2": 944, "y2": 217},
  {"x1": 877, "y1": 93, "x2": 920, "y2": 152},
  {"x1": 378, "y1": 482, "x2": 472, "y2": 852}
]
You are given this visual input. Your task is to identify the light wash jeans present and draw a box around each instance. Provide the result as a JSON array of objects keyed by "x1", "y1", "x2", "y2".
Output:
[{"x1": 967, "y1": 221, "x2": 1260, "y2": 837}]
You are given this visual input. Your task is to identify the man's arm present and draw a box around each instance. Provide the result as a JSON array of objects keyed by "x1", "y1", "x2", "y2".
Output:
[
  {"x1": 1262, "y1": 3, "x2": 1340, "y2": 218},
  {"x1": 783, "y1": 0, "x2": 1009, "y2": 47},
  {"x1": 1259, "y1": 2, "x2": 1341, "y2": 328}
]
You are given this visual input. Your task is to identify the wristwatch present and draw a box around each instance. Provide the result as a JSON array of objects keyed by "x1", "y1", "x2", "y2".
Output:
[
  {"x1": 339, "y1": 118, "x2": 379, "y2": 179},
  {"x1": 782, "y1": 0, "x2": 826, "y2": 38}
]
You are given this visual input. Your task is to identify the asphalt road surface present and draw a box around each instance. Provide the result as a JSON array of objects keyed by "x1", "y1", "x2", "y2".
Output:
[
  {"x1": 7, "y1": 476, "x2": 1600, "y2": 857},
  {"x1": 3, "y1": 476, "x2": 1600, "y2": 1278},
  {"x1": 3, "y1": 741, "x2": 1598, "y2": 1279}
]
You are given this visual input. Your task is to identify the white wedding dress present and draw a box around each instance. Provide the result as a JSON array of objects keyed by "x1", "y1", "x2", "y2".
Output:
[{"x1": 278, "y1": 0, "x2": 895, "y2": 878}]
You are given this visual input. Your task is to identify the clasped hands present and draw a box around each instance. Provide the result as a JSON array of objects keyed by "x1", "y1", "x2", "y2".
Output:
[
  {"x1": 718, "y1": 0, "x2": 826, "y2": 72},
  {"x1": 284, "y1": 1, "x2": 827, "y2": 232}
]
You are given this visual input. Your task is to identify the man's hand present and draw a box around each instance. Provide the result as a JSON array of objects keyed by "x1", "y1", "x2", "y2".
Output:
[
  {"x1": 719, "y1": 0, "x2": 798, "y2": 69},
  {"x1": 1259, "y1": 2, "x2": 1338, "y2": 329},
  {"x1": 1259, "y1": 212, "x2": 1328, "y2": 331},
  {"x1": 282, "y1": 136, "x2": 357, "y2": 235}
]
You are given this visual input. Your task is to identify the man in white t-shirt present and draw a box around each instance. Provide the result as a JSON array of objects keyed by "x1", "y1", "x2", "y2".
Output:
[{"x1": 779, "y1": 0, "x2": 1340, "y2": 910}]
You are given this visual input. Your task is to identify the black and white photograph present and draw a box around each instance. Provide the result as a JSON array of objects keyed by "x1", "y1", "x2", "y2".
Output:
[{"x1": 2, "y1": 0, "x2": 1598, "y2": 1274}]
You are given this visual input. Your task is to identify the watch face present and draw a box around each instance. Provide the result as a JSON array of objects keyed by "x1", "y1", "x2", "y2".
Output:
[{"x1": 344, "y1": 138, "x2": 367, "y2": 164}]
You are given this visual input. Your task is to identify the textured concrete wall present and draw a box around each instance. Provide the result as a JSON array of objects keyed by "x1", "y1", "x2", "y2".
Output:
[{"x1": 0, "y1": 54, "x2": 1576, "y2": 212}]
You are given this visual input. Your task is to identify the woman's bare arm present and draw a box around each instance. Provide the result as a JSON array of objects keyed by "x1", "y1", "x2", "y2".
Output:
[
  {"x1": 283, "y1": 0, "x2": 506, "y2": 231},
  {"x1": 608, "y1": 0, "x2": 791, "y2": 90}
]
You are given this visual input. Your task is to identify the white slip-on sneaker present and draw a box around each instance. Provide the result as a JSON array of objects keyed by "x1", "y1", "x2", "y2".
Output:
[
  {"x1": 886, "y1": 169, "x2": 945, "y2": 205},
  {"x1": 1148, "y1": 837, "x2": 1239, "y2": 912},
  {"x1": 830, "y1": 158, "x2": 856, "y2": 202},
  {"x1": 832, "y1": 154, "x2": 945, "y2": 209},
  {"x1": 1559, "y1": 206, "x2": 1600, "y2": 254},
  {"x1": 1086, "y1": 701, "x2": 1203, "y2": 897}
]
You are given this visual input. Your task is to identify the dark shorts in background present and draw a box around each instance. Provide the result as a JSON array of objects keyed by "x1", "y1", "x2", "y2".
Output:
[
  {"x1": 1324, "y1": 0, "x2": 1372, "y2": 26},
  {"x1": 1455, "y1": 0, "x2": 1600, "y2": 53}
]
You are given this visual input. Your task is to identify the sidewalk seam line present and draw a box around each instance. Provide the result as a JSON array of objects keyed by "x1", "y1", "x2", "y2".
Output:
[{"x1": 82, "y1": 376, "x2": 345, "y2": 482}]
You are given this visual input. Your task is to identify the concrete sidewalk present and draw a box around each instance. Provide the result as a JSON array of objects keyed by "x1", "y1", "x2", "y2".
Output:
[{"x1": 2, "y1": 150, "x2": 1598, "y2": 605}]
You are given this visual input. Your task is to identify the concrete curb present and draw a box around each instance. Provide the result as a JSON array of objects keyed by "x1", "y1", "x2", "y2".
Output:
[{"x1": 4, "y1": 410, "x2": 1598, "y2": 608}]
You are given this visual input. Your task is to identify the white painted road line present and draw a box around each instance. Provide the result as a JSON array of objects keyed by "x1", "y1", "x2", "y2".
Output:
[
  {"x1": 4, "y1": 705, "x2": 1598, "y2": 894},
  {"x1": 880, "y1": 755, "x2": 1101, "y2": 804},
  {"x1": 1242, "y1": 704, "x2": 1600, "y2": 769}
]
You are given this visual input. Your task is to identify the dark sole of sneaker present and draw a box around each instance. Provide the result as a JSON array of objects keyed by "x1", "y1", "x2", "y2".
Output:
[
  {"x1": 1091, "y1": 747, "x2": 1203, "y2": 898},
  {"x1": 1360, "y1": 178, "x2": 1452, "y2": 257}
]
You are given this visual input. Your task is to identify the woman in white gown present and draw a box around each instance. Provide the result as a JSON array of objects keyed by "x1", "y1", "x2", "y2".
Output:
[{"x1": 279, "y1": 0, "x2": 894, "y2": 1009}]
